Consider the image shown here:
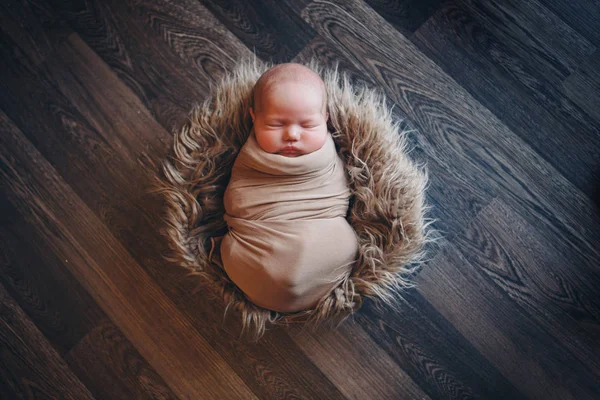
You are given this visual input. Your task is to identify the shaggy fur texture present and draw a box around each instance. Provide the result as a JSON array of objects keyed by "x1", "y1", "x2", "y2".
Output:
[{"x1": 155, "y1": 58, "x2": 437, "y2": 341}]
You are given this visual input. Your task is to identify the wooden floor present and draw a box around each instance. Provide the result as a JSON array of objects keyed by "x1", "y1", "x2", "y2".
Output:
[{"x1": 1, "y1": 0, "x2": 599, "y2": 399}]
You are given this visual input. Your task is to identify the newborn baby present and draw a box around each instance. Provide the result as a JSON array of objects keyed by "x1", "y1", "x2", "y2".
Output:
[{"x1": 219, "y1": 63, "x2": 359, "y2": 313}]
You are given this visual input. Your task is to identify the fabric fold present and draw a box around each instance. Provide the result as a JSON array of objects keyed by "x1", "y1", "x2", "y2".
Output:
[{"x1": 219, "y1": 129, "x2": 359, "y2": 312}]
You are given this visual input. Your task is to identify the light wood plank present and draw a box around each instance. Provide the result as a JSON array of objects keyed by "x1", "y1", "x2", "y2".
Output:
[
  {"x1": 289, "y1": 322, "x2": 430, "y2": 400},
  {"x1": 64, "y1": 318, "x2": 178, "y2": 399}
]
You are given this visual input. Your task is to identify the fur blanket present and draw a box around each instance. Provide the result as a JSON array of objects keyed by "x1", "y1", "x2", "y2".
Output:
[{"x1": 157, "y1": 58, "x2": 435, "y2": 341}]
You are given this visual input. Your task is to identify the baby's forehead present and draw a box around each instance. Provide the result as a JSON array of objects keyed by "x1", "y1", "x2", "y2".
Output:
[
  {"x1": 262, "y1": 64, "x2": 323, "y2": 84},
  {"x1": 255, "y1": 65, "x2": 325, "y2": 98},
  {"x1": 251, "y1": 64, "x2": 329, "y2": 116},
  {"x1": 263, "y1": 80, "x2": 323, "y2": 98}
]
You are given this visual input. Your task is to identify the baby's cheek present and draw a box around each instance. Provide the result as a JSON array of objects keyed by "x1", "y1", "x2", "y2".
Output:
[
  {"x1": 255, "y1": 130, "x2": 279, "y2": 153},
  {"x1": 308, "y1": 130, "x2": 328, "y2": 153}
]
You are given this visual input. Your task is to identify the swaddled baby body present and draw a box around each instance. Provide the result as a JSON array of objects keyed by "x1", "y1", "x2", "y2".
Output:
[{"x1": 220, "y1": 63, "x2": 359, "y2": 313}]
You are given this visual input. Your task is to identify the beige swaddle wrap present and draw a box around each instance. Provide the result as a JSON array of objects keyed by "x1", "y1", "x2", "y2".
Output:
[{"x1": 220, "y1": 129, "x2": 359, "y2": 313}]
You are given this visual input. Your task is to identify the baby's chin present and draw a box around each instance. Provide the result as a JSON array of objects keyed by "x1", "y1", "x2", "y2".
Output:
[{"x1": 277, "y1": 152, "x2": 303, "y2": 157}]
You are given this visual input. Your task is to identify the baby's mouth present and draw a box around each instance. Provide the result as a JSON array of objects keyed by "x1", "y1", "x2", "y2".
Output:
[{"x1": 279, "y1": 147, "x2": 301, "y2": 156}]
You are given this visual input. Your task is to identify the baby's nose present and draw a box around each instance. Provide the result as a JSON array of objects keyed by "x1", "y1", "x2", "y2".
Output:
[{"x1": 284, "y1": 126, "x2": 300, "y2": 140}]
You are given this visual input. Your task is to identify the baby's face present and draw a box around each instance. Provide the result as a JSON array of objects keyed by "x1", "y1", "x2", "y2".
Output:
[{"x1": 251, "y1": 82, "x2": 329, "y2": 157}]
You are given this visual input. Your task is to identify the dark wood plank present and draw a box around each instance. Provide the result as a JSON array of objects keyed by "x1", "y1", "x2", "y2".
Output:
[
  {"x1": 293, "y1": 34, "x2": 377, "y2": 86},
  {"x1": 448, "y1": 0, "x2": 595, "y2": 87},
  {"x1": 200, "y1": 0, "x2": 316, "y2": 62},
  {"x1": 0, "y1": 109, "x2": 256, "y2": 399},
  {"x1": 64, "y1": 318, "x2": 178, "y2": 400},
  {"x1": 417, "y1": 232, "x2": 600, "y2": 399},
  {"x1": 3, "y1": 1, "x2": 599, "y2": 398},
  {"x1": 0, "y1": 20, "x2": 350, "y2": 400},
  {"x1": 0, "y1": 30, "x2": 176, "y2": 284},
  {"x1": 46, "y1": 0, "x2": 252, "y2": 130},
  {"x1": 0, "y1": 198, "x2": 105, "y2": 356},
  {"x1": 281, "y1": 0, "x2": 312, "y2": 15},
  {"x1": 357, "y1": 289, "x2": 526, "y2": 399},
  {"x1": 1, "y1": 195, "x2": 178, "y2": 399},
  {"x1": 365, "y1": 0, "x2": 443, "y2": 37},
  {"x1": 0, "y1": 281, "x2": 94, "y2": 400},
  {"x1": 455, "y1": 197, "x2": 600, "y2": 372},
  {"x1": 301, "y1": 0, "x2": 600, "y2": 261},
  {"x1": 0, "y1": 0, "x2": 71, "y2": 65},
  {"x1": 293, "y1": 36, "x2": 492, "y2": 248},
  {"x1": 411, "y1": 1, "x2": 600, "y2": 200},
  {"x1": 563, "y1": 50, "x2": 600, "y2": 125},
  {"x1": 537, "y1": 0, "x2": 600, "y2": 46}
]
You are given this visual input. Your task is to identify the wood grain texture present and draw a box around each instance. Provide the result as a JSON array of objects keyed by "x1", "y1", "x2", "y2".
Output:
[
  {"x1": 365, "y1": 0, "x2": 443, "y2": 36},
  {"x1": 0, "y1": 282, "x2": 94, "y2": 400},
  {"x1": 2, "y1": 0, "x2": 600, "y2": 398},
  {"x1": 416, "y1": 232, "x2": 600, "y2": 399},
  {"x1": 0, "y1": 110, "x2": 256, "y2": 399},
  {"x1": 0, "y1": 198, "x2": 105, "y2": 356},
  {"x1": 200, "y1": 0, "x2": 316, "y2": 62},
  {"x1": 288, "y1": 321, "x2": 430, "y2": 400},
  {"x1": 64, "y1": 318, "x2": 178, "y2": 400},
  {"x1": 1, "y1": 205, "x2": 179, "y2": 400},
  {"x1": 300, "y1": 0, "x2": 600, "y2": 271},
  {"x1": 0, "y1": 29, "x2": 178, "y2": 285},
  {"x1": 563, "y1": 50, "x2": 600, "y2": 124},
  {"x1": 281, "y1": 0, "x2": 313, "y2": 15},
  {"x1": 538, "y1": 0, "x2": 600, "y2": 46},
  {"x1": 356, "y1": 291, "x2": 525, "y2": 399},
  {"x1": 293, "y1": 34, "x2": 378, "y2": 86},
  {"x1": 0, "y1": 0, "x2": 71, "y2": 65},
  {"x1": 444, "y1": 0, "x2": 595, "y2": 86},
  {"x1": 46, "y1": 0, "x2": 252, "y2": 130},
  {"x1": 459, "y1": 198, "x2": 600, "y2": 371},
  {"x1": 2, "y1": 19, "x2": 350, "y2": 400},
  {"x1": 411, "y1": 0, "x2": 600, "y2": 200}
]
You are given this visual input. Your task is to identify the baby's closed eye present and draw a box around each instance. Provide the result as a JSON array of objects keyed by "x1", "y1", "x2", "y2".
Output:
[{"x1": 266, "y1": 123, "x2": 318, "y2": 129}]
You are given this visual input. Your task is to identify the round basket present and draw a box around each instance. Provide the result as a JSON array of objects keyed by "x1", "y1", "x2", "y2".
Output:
[{"x1": 157, "y1": 58, "x2": 436, "y2": 341}]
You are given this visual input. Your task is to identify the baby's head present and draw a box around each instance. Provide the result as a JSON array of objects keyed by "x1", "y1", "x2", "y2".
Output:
[{"x1": 250, "y1": 63, "x2": 329, "y2": 157}]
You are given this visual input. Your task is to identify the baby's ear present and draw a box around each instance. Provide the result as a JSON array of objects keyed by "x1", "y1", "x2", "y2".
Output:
[{"x1": 249, "y1": 107, "x2": 255, "y2": 122}]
